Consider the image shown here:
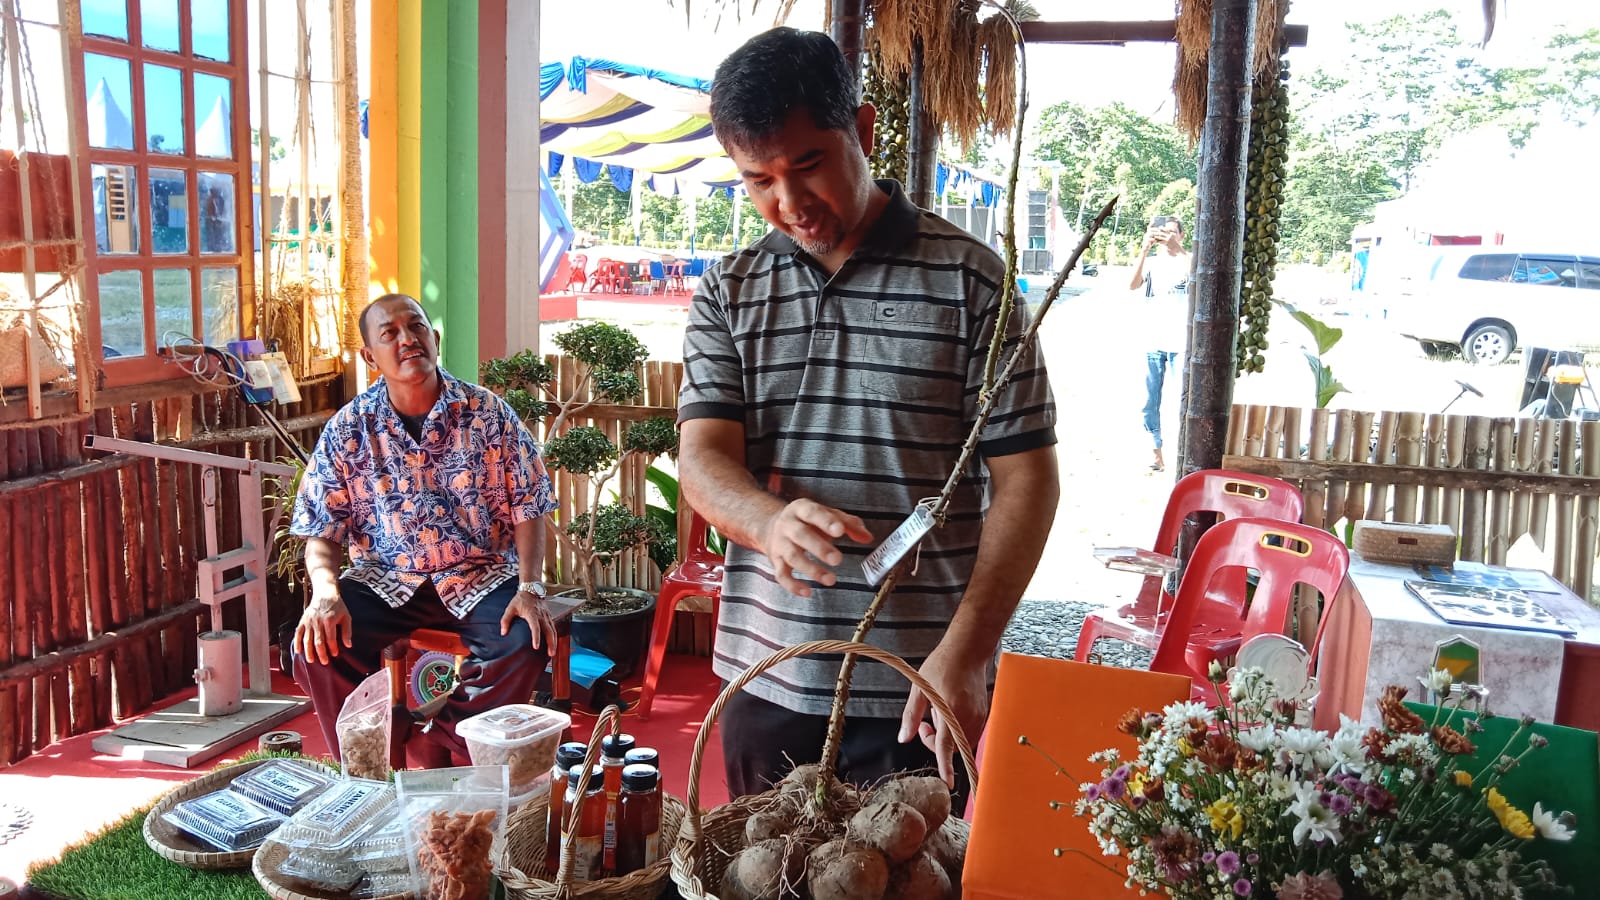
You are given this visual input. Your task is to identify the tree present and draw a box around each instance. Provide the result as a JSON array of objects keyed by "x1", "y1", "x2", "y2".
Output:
[
  {"x1": 1279, "y1": 130, "x2": 1398, "y2": 259},
  {"x1": 1032, "y1": 100, "x2": 1197, "y2": 239}
]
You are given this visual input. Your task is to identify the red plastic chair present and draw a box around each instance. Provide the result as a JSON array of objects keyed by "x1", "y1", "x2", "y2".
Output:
[
  {"x1": 637, "y1": 509, "x2": 723, "y2": 720},
  {"x1": 1075, "y1": 469, "x2": 1304, "y2": 663},
  {"x1": 1148, "y1": 517, "x2": 1350, "y2": 701},
  {"x1": 564, "y1": 254, "x2": 588, "y2": 293}
]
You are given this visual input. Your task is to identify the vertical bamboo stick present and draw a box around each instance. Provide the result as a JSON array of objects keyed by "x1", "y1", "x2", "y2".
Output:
[
  {"x1": 1364, "y1": 411, "x2": 1397, "y2": 521},
  {"x1": 1511, "y1": 418, "x2": 1536, "y2": 544},
  {"x1": 1242, "y1": 405, "x2": 1267, "y2": 459},
  {"x1": 1457, "y1": 417, "x2": 1492, "y2": 563},
  {"x1": 1302, "y1": 409, "x2": 1329, "y2": 530},
  {"x1": 1486, "y1": 418, "x2": 1515, "y2": 565},
  {"x1": 1420, "y1": 414, "x2": 1445, "y2": 523},
  {"x1": 1443, "y1": 415, "x2": 1467, "y2": 543},
  {"x1": 1553, "y1": 421, "x2": 1578, "y2": 587},
  {"x1": 1282, "y1": 407, "x2": 1302, "y2": 463},
  {"x1": 1392, "y1": 412, "x2": 1423, "y2": 524},
  {"x1": 46, "y1": 484, "x2": 68, "y2": 744},
  {"x1": 1576, "y1": 419, "x2": 1600, "y2": 602},
  {"x1": 1346, "y1": 411, "x2": 1376, "y2": 526},
  {"x1": 1326, "y1": 410, "x2": 1354, "y2": 531},
  {"x1": 0, "y1": 497, "x2": 14, "y2": 764},
  {"x1": 1264, "y1": 406, "x2": 1285, "y2": 459},
  {"x1": 1530, "y1": 418, "x2": 1556, "y2": 550}
]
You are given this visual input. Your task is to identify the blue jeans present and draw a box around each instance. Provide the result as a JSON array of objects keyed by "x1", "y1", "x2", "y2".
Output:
[{"x1": 1144, "y1": 351, "x2": 1180, "y2": 449}]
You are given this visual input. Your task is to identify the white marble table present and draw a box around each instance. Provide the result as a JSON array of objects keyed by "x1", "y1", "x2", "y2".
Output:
[{"x1": 1313, "y1": 554, "x2": 1600, "y2": 731}]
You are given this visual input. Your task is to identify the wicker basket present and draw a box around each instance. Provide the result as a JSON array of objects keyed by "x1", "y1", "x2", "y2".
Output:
[
  {"x1": 252, "y1": 839, "x2": 414, "y2": 900},
  {"x1": 497, "y1": 705, "x2": 685, "y2": 900},
  {"x1": 142, "y1": 758, "x2": 340, "y2": 870},
  {"x1": 668, "y1": 640, "x2": 980, "y2": 900}
]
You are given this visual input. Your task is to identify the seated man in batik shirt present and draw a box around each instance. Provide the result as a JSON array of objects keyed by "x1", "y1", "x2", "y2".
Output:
[{"x1": 289, "y1": 293, "x2": 558, "y2": 764}]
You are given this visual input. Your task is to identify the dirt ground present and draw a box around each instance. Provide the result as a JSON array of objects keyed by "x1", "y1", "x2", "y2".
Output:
[{"x1": 541, "y1": 262, "x2": 1599, "y2": 607}]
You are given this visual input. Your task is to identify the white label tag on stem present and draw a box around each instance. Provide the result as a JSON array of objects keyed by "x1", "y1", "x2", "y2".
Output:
[{"x1": 861, "y1": 503, "x2": 936, "y2": 586}]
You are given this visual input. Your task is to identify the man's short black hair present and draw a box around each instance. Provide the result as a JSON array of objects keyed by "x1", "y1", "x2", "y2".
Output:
[
  {"x1": 1168, "y1": 217, "x2": 1186, "y2": 235},
  {"x1": 359, "y1": 293, "x2": 428, "y2": 346},
  {"x1": 710, "y1": 27, "x2": 860, "y2": 153}
]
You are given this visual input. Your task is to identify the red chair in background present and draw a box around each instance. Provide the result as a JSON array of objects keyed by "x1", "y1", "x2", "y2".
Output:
[
  {"x1": 637, "y1": 509, "x2": 723, "y2": 720},
  {"x1": 1075, "y1": 469, "x2": 1305, "y2": 663},
  {"x1": 1148, "y1": 516, "x2": 1350, "y2": 701},
  {"x1": 564, "y1": 254, "x2": 588, "y2": 293}
]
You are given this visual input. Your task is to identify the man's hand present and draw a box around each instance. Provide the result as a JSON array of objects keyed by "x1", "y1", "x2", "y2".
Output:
[
  {"x1": 760, "y1": 498, "x2": 873, "y2": 598},
  {"x1": 501, "y1": 590, "x2": 557, "y2": 651},
  {"x1": 898, "y1": 640, "x2": 990, "y2": 787},
  {"x1": 294, "y1": 583, "x2": 353, "y2": 666}
]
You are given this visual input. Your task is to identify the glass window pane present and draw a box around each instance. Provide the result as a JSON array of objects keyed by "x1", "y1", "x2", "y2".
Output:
[
  {"x1": 98, "y1": 269, "x2": 143, "y2": 358},
  {"x1": 81, "y1": 0, "x2": 128, "y2": 41},
  {"x1": 140, "y1": 0, "x2": 180, "y2": 52},
  {"x1": 83, "y1": 54, "x2": 134, "y2": 149},
  {"x1": 201, "y1": 267, "x2": 240, "y2": 346},
  {"x1": 198, "y1": 172, "x2": 236, "y2": 254},
  {"x1": 150, "y1": 168, "x2": 189, "y2": 254},
  {"x1": 1456, "y1": 254, "x2": 1516, "y2": 283},
  {"x1": 143, "y1": 64, "x2": 185, "y2": 154},
  {"x1": 153, "y1": 268, "x2": 192, "y2": 346},
  {"x1": 91, "y1": 163, "x2": 139, "y2": 254},
  {"x1": 192, "y1": 0, "x2": 231, "y2": 62},
  {"x1": 193, "y1": 73, "x2": 233, "y2": 158}
]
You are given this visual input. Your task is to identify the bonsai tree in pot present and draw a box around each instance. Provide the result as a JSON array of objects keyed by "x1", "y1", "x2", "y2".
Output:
[{"x1": 480, "y1": 322, "x2": 679, "y2": 677}]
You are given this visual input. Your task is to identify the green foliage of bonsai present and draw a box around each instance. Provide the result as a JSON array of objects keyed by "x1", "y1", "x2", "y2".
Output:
[{"x1": 480, "y1": 321, "x2": 679, "y2": 604}]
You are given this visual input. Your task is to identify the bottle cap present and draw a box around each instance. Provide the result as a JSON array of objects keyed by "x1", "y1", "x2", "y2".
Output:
[
  {"x1": 623, "y1": 747, "x2": 659, "y2": 768},
  {"x1": 621, "y1": 764, "x2": 660, "y2": 792},
  {"x1": 556, "y1": 741, "x2": 588, "y2": 770},
  {"x1": 567, "y1": 763, "x2": 604, "y2": 791},
  {"x1": 600, "y1": 733, "x2": 637, "y2": 758}
]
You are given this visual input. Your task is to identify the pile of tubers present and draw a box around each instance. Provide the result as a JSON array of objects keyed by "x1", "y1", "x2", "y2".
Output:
[{"x1": 720, "y1": 766, "x2": 965, "y2": 900}]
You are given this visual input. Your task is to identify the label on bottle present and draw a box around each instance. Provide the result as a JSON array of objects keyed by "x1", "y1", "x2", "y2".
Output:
[
  {"x1": 603, "y1": 790, "x2": 619, "y2": 870},
  {"x1": 643, "y1": 829, "x2": 660, "y2": 866},
  {"x1": 561, "y1": 829, "x2": 602, "y2": 880}
]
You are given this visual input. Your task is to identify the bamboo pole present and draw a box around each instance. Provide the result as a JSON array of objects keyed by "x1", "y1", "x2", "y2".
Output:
[
  {"x1": 3, "y1": 0, "x2": 43, "y2": 418},
  {"x1": 54, "y1": 0, "x2": 92, "y2": 414},
  {"x1": 1242, "y1": 405, "x2": 1266, "y2": 458},
  {"x1": 0, "y1": 600, "x2": 208, "y2": 688},
  {"x1": 0, "y1": 497, "x2": 13, "y2": 763},
  {"x1": 1459, "y1": 416, "x2": 1491, "y2": 563},
  {"x1": 1180, "y1": 0, "x2": 1257, "y2": 479},
  {"x1": 1554, "y1": 421, "x2": 1578, "y2": 585},
  {"x1": 1420, "y1": 414, "x2": 1444, "y2": 524},
  {"x1": 1345, "y1": 411, "x2": 1375, "y2": 525},
  {"x1": 1325, "y1": 409, "x2": 1353, "y2": 531},
  {"x1": 1443, "y1": 415, "x2": 1466, "y2": 541},
  {"x1": 1510, "y1": 418, "x2": 1536, "y2": 544},
  {"x1": 1282, "y1": 406, "x2": 1302, "y2": 462},
  {"x1": 1302, "y1": 409, "x2": 1329, "y2": 530},
  {"x1": 1392, "y1": 412, "x2": 1423, "y2": 523},
  {"x1": 1365, "y1": 411, "x2": 1398, "y2": 521},
  {"x1": 1577, "y1": 419, "x2": 1600, "y2": 602},
  {"x1": 1530, "y1": 418, "x2": 1556, "y2": 550},
  {"x1": 1487, "y1": 417, "x2": 1514, "y2": 565}
]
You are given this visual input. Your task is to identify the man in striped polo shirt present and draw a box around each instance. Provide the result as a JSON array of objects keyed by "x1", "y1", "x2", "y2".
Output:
[{"x1": 678, "y1": 28, "x2": 1060, "y2": 798}]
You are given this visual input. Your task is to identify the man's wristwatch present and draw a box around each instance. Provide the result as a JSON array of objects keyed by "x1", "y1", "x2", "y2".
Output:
[{"x1": 517, "y1": 580, "x2": 547, "y2": 599}]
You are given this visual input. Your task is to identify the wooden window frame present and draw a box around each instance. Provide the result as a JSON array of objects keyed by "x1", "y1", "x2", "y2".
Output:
[{"x1": 71, "y1": 0, "x2": 255, "y2": 387}]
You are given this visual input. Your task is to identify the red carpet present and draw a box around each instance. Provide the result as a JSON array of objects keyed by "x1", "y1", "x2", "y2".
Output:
[{"x1": 0, "y1": 653, "x2": 724, "y2": 885}]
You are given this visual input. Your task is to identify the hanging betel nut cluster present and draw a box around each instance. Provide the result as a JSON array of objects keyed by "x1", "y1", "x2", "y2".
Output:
[
  {"x1": 1237, "y1": 57, "x2": 1291, "y2": 377},
  {"x1": 862, "y1": 42, "x2": 910, "y2": 183}
]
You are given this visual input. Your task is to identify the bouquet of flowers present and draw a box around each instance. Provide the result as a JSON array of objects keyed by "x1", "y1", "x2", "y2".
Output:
[{"x1": 1076, "y1": 665, "x2": 1576, "y2": 899}]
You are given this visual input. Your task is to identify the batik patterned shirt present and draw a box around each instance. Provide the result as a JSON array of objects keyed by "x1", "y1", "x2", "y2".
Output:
[{"x1": 290, "y1": 368, "x2": 557, "y2": 618}]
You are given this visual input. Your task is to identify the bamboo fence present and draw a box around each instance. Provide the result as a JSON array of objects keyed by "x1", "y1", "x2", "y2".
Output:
[
  {"x1": 1224, "y1": 404, "x2": 1600, "y2": 606},
  {"x1": 0, "y1": 376, "x2": 342, "y2": 766}
]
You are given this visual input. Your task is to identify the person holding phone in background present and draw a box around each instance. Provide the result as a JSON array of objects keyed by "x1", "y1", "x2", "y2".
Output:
[{"x1": 1126, "y1": 216, "x2": 1191, "y2": 472}]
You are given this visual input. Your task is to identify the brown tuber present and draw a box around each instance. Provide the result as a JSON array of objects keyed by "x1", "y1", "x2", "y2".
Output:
[
  {"x1": 922, "y1": 819, "x2": 968, "y2": 885},
  {"x1": 884, "y1": 850, "x2": 954, "y2": 900},
  {"x1": 868, "y1": 776, "x2": 952, "y2": 834},
  {"x1": 745, "y1": 805, "x2": 800, "y2": 845},
  {"x1": 723, "y1": 837, "x2": 805, "y2": 900},
  {"x1": 846, "y1": 801, "x2": 927, "y2": 865},
  {"x1": 807, "y1": 839, "x2": 890, "y2": 900}
]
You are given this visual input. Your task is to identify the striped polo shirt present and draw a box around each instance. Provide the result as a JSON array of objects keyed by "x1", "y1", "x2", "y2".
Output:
[{"x1": 679, "y1": 180, "x2": 1057, "y2": 718}]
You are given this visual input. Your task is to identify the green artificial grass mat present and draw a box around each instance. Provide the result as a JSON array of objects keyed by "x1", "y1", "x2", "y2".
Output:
[
  {"x1": 24, "y1": 752, "x2": 338, "y2": 900},
  {"x1": 24, "y1": 807, "x2": 266, "y2": 900}
]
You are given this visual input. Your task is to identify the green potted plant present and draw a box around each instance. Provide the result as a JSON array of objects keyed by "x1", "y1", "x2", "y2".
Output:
[{"x1": 480, "y1": 322, "x2": 679, "y2": 678}]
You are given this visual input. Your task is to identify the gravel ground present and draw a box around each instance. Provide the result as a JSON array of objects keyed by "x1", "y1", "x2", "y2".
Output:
[{"x1": 999, "y1": 599, "x2": 1153, "y2": 669}]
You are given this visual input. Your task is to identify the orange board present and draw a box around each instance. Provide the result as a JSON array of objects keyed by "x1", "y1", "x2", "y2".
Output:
[{"x1": 964, "y1": 653, "x2": 1191, "y2": 900}]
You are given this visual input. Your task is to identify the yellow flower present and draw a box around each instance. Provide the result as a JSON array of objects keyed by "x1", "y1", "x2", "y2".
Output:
[
  {"x1": 1487, "y1": 788, "x2": 1535, "y2": 840},
  {"x1": 1453, "y1": 770, "x2": 1473, "y2": 788},
  {"x1": 1205, "y1": 798, "x2": 1245, "y2": 840},
  {"x1": 1178, "y1": 738, "x2": 1194, "y2": 757},
  {"x1": 1129, "y1": 771, "x2": 1148, "y2": 797}
]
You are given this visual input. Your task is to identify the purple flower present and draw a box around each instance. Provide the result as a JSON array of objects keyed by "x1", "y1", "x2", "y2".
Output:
[
  {"x1": 1246, "y1": 853, "x2": 1260, "y2": 865},
  {"x1": 1084, "y1": 783, "x2": 1101, "y2": 802},
  {"x1": 1130, "y1": 794, "x2": 1146, "y2": 810},
  {"x1": 1217, "y1": 851, "x2": 1241, "y2": 875},
  {"x1": 1203, "y1": 851, "x2": 1217, "y2": 864},
  {"x1": 1328, "y1": 793, "x2": 1353, "y2": 816},
  {"x1": 1234, "y1": 878, "x2": 1253, "y2": 896},
  {"x1": 1113, "y1": 764, "x2": 1132, "y2": 781},
  {"x1": 1103, "y1": 777, "x2": 1128, "y2": 801}
]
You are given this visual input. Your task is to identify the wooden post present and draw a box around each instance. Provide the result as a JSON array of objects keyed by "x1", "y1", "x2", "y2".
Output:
[
  {"x1": 905, "y1": 39, "x2": 937, "y2": 209},
  {"x1": 829, "y1": 0, "x2": 867, "y2": 86},
  {"x1": 1577, "y1": 419, "x2": 1600, "y2": 601},
  {"x1": 1177, "y1": 0, "x2": 1256, "y2": 483}
]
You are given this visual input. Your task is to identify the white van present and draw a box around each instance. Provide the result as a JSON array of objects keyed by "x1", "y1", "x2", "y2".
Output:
[{"x1": 1381, "y1": 248, "x2": 1600, "y2": 364}]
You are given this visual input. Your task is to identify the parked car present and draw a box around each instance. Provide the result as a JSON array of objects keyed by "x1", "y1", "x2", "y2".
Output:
[{"x1": 1382, "y1": 248, "x2": 1600, "y2": 364}]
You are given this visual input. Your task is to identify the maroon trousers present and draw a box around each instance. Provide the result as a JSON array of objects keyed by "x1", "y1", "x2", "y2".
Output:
[{"x1": 293, "y1": 576, "x2": 547, "y2": 765}]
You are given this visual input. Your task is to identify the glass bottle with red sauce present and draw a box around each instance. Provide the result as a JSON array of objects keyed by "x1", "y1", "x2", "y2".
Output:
[
  {"x1": 543, "y1": 742, "x2": 589, "y2": 873},
  {"x1": 614, "y1": 763, "x2": 662, "y2": 874}
]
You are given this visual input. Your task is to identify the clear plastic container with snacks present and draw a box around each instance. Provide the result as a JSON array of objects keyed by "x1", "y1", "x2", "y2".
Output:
[
  {"x1": 273, "y1": 778, "x2": 395, "y2": 853},
  {"x1": 456, "y1": 703, "x2": 569, "y2": 795},
  {"x1": 276, "y1": 849, "x2": 365, "y2": 893},
  {"x1": 162, "y1": 789, "x2": 285, "y2": 851},
  {"x1": 396, "y1": 766, "x2": 509, "y2": 900},
  {"x1": 228, "y1": 760, "x2": 337, "y2": 816},
  {"x1": 348, "y1": 807, "x2": 410, "y2": 874},
  {"x1": 351, "y1": 871, "x2": 417, "y2": 899}
]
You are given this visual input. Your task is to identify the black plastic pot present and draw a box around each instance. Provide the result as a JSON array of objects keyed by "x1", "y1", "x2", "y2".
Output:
[{"x1": 564, "y1": 587, "x2": 657, "y2": 681}]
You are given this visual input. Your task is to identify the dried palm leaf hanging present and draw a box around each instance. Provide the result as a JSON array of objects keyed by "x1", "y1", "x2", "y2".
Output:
[
  {"x1": 1174, "y1": 0, "x2": 1290, "y2": 143},
  {"x1": 977, "y1": 10, "x2": 1018, "y2": 138},
  {"x1": 926, "y1": 2, "x2": 984, "y2": 149}
]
